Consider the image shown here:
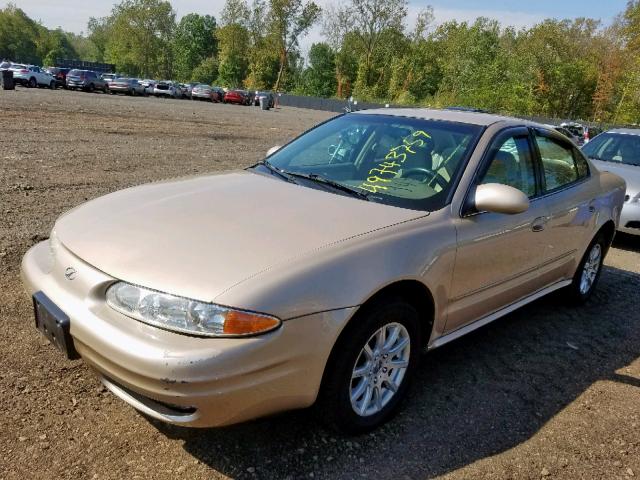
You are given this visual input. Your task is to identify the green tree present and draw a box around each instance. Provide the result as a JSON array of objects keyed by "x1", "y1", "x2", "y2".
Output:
[
  {"x1": 301, "y1": 42, "x2": 336, "y2": 96},
  {"x1": 191, "y1": 56, "x2": 219, "y2": 84},
  {"x1": 103, "y1": 0, "x2": 176, "y2": 78},
  {"x1": 0, "y1": 3, "x2": 44, "y2": 63},
  {"x1": 269, "y1": 0, "x2": 321, "y2": 92},
  {"x1": 216, "y1": 23, "x2": 250, "y2": 87},
  {"x1": 172, "y1": 14, "x2": 217, "y2": 82},
  {"x1": 40, "y1": 28, "x2": 77, "y2": 66},
  {"x1": 87, "y1": 16, "x2": 111, "y2": 62}
]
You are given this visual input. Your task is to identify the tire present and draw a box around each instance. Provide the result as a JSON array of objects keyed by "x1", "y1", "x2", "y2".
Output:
[
  {"x1": 28, "y1": 77, "x2": 37, "y2": 88},
  {"x1": 88, "y1": 83, "x2": 95, "y2": 93},
  {"x1": 50, "y1": 81, "x2": 55, "y2": 89},
  {"x1": 566, "y1": 233, "x2": 606, "y2": 303},
  {"x1": 317, "y1": 296, "x2": 421, "y2": 434}
]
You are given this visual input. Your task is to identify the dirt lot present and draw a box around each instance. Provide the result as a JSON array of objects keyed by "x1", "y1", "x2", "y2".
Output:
[{"x1": 1, "y1": 87, "x2": 639, "y2": 480}]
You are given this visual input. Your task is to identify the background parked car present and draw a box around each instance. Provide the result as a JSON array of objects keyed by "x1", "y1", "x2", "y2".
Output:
[
  {"x1": 254, "y1": 90, "x2": 275, "y2": 108},
  {"x1": 582, "y1": 128, "x2": 640, "y2": 236},
  {"x1": 67, "y1": 70, "x2": 108, "y2": 93},
  {"x1": 552, "y1": 125, "x2": 581, "y2": 145},
  {"x1": 108, "y1": 78, "x2": 146, "y2": 96},
  {"x1": 45, "y1": 67, "x2": 70, "y2": 89},
  {"x1": 100, "y1": 73, "x2": 120, "y2": 86},
  {"x1": 191, "y1": 84, "x2": 217, "y2": 102},
  {"x1": 154, "y1": 81, "x2": 180, "y2": 99},
  {"x1": 223, "y1": 89, "x2": 249, "y2": 105},
  {"x1": 561, "y1": 122, "x2": 586, "y2": 146},
  {"x1": 139, "y1": 79, "x2": 156, "y2": 95},
  {"x1": 10, "y1": 64, "x2": 55, "y2": 88},
  {"x1": 179, "y1": 83, "x2": 193, "y2": 99}
]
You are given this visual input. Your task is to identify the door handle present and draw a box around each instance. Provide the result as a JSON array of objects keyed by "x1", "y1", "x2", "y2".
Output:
[{"x1": 531, "y1": 217, "x2": 547, "y2": 232}]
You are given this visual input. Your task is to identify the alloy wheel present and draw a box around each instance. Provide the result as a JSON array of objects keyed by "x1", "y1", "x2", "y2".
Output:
[
  {"x1": 580, "y1": 243, "x2": 602, "y2": 295},
  {"x1": 350, "y1": 322, "x2": 411, "y2": 417}
]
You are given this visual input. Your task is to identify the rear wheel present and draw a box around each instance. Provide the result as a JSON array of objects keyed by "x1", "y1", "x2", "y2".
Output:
[
  {"x1": 318, "y1": 297, "x2": 421, "y2": 434},
  {"x1": 88, "y1": 83, "x2": 95, "y2": 93},
  {"x1": 566, "y1": 233, "x2": 606, "y2": 303},
  {"x1": 28, "y1": 77, "x2": 36, "y2": 88}
]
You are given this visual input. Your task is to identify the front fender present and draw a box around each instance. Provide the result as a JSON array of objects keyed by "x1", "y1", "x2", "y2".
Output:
[{"x1": 214, "y1": 210, "x2": 457, "y2": 327}]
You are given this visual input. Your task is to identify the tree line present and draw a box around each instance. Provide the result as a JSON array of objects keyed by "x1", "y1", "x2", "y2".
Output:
[{"x1": 2, "y1": 0, "x2": 640, "y2": 124}]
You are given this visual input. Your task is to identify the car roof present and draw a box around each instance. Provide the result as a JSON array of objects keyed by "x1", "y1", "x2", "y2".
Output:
[
  {"x1": 353, "y1": 108, "x2": 544, "y2": 128},
  {"x1": 607, "y1": 128, "x2": 640, "y2": 136}
]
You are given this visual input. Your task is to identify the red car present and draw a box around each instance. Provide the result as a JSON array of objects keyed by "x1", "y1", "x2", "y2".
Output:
[
  {"x1": 45, "y1": 67, "x2": 70, "y2": 89},
  {"x1": 223, "y1": 89, "x2": 249, "y2": 105}
]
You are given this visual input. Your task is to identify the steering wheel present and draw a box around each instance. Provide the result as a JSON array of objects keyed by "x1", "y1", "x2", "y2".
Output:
[{"x1": 402, "y1": 168, "x2": 449, "y2": 191}]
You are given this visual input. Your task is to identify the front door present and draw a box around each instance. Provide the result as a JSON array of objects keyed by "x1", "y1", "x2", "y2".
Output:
[{"x1": 447, "y1": 128, "x2": 551, "y2": 333}]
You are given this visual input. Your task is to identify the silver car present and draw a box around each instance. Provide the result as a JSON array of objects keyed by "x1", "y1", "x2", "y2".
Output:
[
  {"x1": 21, "y1": 109, "x2": 625, "y2": 433},
  {"x1": 582, "y1": 128, "x2": 640, "y2": 235},
  {"x1": 154, "y1": 81, "x2": 180, "y2": 99}
]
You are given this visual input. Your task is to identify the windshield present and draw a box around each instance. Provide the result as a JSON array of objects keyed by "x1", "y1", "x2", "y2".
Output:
[
  {"x1": 264, "y1": 114, "x2": 482, "y2": 211},
  {"x1": 582, "y1": 133, "x2": 640, "y2": 166}
]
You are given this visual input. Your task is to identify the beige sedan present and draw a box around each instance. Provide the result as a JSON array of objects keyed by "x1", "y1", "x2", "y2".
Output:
[{"x1": 21, "y1": 109, "x2": 626, "y2": 433}]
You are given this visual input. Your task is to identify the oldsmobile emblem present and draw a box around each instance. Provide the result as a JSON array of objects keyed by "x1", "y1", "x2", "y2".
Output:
[{"x1": 64, "y1": 267, "x2": 77, "y2": 281}]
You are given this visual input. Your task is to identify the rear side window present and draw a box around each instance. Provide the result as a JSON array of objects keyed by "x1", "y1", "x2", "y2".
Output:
[{"x1": 534, "y1": 134, "x2": 580, "y2": 191}]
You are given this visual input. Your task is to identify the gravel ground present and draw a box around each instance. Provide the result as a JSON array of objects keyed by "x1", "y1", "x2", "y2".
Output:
[{"x1": 1, "y1": 87, "x2": 639, "y2": 480}]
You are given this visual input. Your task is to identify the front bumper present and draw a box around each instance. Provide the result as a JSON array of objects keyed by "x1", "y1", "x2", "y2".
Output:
[
  {"x1": 21, "y1": 240, "x2": 354, "y2": 427},
  {"x1": 619, "y1": 200, "x2": 640, "y2": 236}
]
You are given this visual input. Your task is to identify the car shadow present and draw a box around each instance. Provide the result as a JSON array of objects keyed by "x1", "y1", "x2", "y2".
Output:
[
  {"x1": 150, "y1": 265, "x2": 640, "y2": 479},
  {"x1": 613, "y1": 232, "x2": 640, "y2": 253}
]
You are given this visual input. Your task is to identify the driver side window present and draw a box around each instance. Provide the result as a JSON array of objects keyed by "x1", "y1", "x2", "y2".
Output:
[{"x1": 480, "y1": 136, "x2": 537, "y2": 198}]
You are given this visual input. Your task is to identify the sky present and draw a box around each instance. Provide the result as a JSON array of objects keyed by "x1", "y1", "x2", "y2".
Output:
[{"x1": 3, "y1": 0, "x2": 631, "y2": 55}]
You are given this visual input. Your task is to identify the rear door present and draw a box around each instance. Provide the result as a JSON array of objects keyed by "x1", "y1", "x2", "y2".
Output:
[
  {"x1": 447, "y1": 127, "x2": 551, "y2": 332},
  {"x1": 531, "y1": 128, "x2": 596, "y2": 280}
]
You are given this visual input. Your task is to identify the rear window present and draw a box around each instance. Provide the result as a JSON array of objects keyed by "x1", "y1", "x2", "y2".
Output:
[
  {"x1": 68, "y1": 70, "x2": 83, "y2": 75},
  {"x1": 582, "y1": 133, "x2": 640, "y2": 167}
]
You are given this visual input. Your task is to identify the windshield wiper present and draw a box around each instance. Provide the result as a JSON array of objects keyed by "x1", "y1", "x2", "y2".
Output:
[
  {"x1": 282, "y1": 171, "x2": 371, "y2": 201},
  {"x1": 252, "y1": 160, "x2": 296, "y2": 183}
]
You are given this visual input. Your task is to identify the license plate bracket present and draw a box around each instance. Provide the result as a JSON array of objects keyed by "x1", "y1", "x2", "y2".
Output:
[{"x1": 33, "y1": 291, "x2": 79, "y2": 360}]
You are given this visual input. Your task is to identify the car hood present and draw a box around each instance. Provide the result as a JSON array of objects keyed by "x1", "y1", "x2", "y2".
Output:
[
  {"x1": 54, "y1": 170, "x2": 426, "y2": 303},
  {"x1": 591, "y1": 160, "x2": 640, "y2": 196}
]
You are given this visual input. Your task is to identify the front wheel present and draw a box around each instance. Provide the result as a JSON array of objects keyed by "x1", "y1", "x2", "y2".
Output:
[
  {"x1": 318, "y1": 297, "x2": 421, "y2": 434},
  {"x1": 49, "y1": 81, "x2": 56, "y2": 89},
  {"x1": 566, "y1": 234, "x2": 606, "y2": 303}
]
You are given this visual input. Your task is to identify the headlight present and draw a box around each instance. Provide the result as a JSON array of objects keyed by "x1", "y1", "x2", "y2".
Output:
[{"x1": 106, "y1": 282, "x2": 281, "y2": 337}]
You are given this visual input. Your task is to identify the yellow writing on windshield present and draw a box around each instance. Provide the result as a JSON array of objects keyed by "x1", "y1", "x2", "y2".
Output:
[{"x1": 358, "y1": 131, "x2": 431, "y2": 193}]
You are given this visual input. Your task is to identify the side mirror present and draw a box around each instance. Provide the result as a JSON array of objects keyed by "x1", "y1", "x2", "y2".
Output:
[
  {"x1": 473, "y1": 183, "x2": 529, "y2": 215},
  {"x1": 266, "y1": 145, "x2": 281, "y2": 157}
]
